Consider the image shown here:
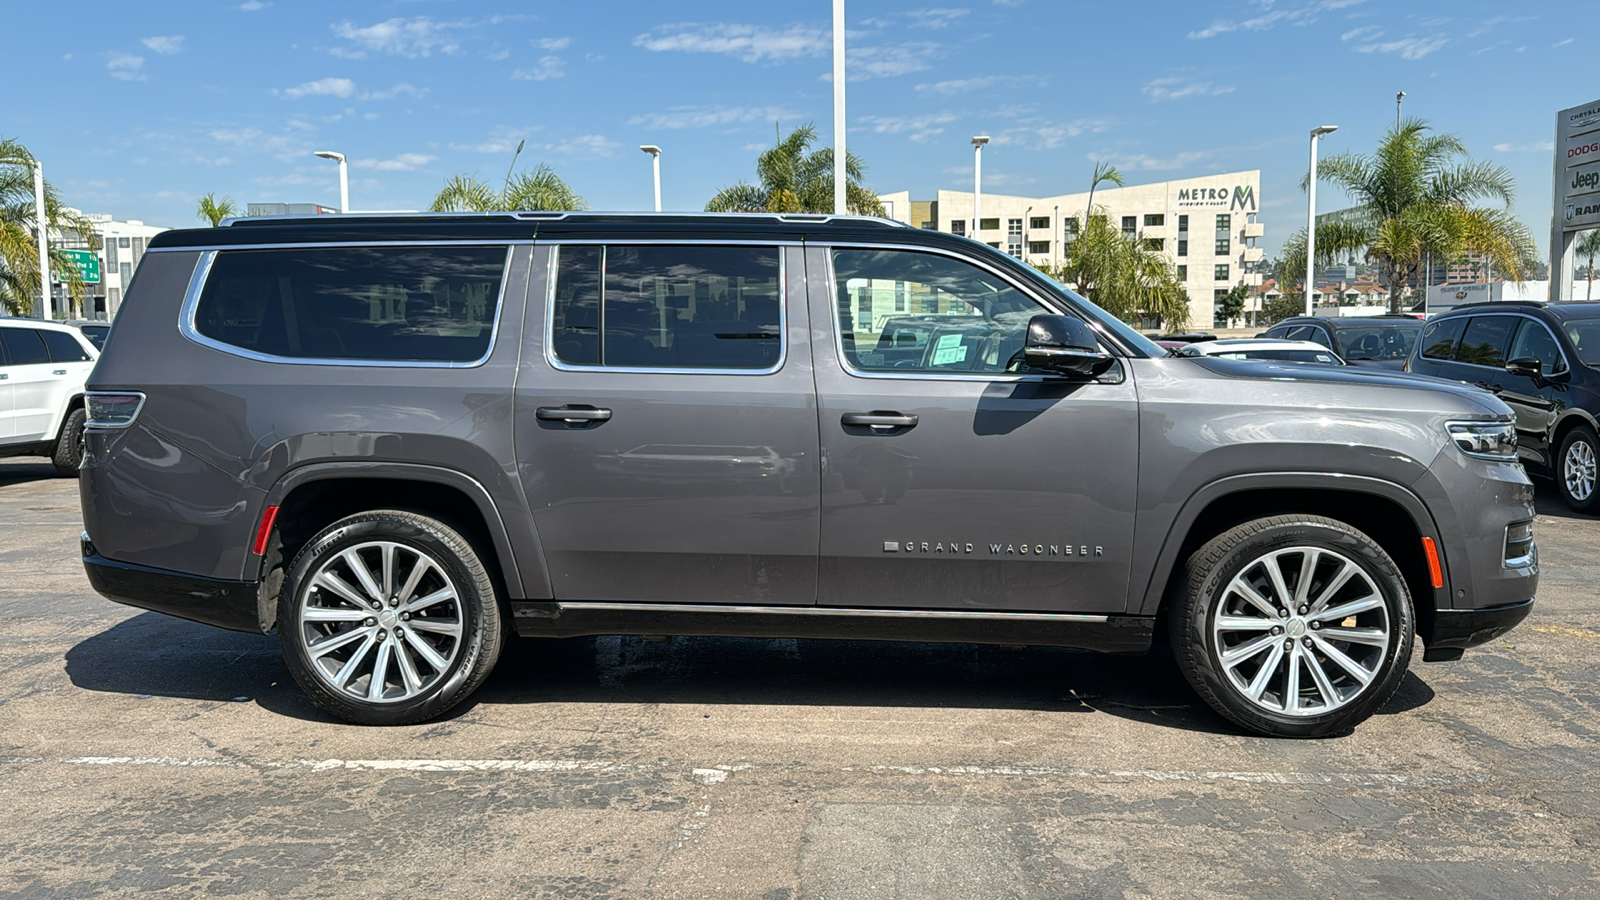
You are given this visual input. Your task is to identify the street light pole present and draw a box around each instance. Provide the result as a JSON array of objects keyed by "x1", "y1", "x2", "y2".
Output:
[
  {"x1": 1396, "y1": 91, "x2": 1405, "y2": 131},
  {"x1": 971, "y1": 135, "x2": 989, "y2": 238},
  {"x1": 832, "y1": 0, "x2": 846, "y2": 215},
  {"x1": 2, "y1": 155, "x2": 52, "y2": 319},
  {"x1": 1306, "y1": 125, "x2": 1338, "y2": 317},
  {"x1": 314, "y1": 150, "x2": 349, "y2": 213},
  {"x1": 639, "y1": 145, "x2": 662, "y2": 212}
]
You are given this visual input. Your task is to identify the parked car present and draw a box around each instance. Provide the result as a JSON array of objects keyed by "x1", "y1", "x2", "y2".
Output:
[
  {"x1": 1405, "y1": 300, "x2": 1600, "y2": 513},
  {"x1": 1260, "y1": 315, "x2": 1421, "y2": 370},
  {"x1": 65, "y1": 319, "x2": 112, "y2": 351},
  {"x1": 0, "y1": 317, "x2": 98, "y2": 476},
  {"x1": 80, "y1": 212, "x2": 1536, "y2": 738},
  {"x1": 1173, "y1": 338, "x2": 1346, "y2": 366}
]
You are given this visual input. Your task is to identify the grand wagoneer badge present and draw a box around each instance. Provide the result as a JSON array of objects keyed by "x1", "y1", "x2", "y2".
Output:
[{"x1": 883, "y1": 541, "x2": 1104, "y2": 558}]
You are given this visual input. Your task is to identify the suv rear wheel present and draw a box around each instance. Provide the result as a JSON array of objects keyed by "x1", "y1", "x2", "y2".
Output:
[
  {"x1": 1557, "y1": 424, "x2": 1599, "y2": 514},
  {"x1": 1171, "y1": 515, "x2": 1414, "y2": 738},
  {"x1": 51, "y1": 408, "x2": 86, "y2": 477},
  {"x1": 278, "y1": 510, "x2": 504, "y2": 725}
]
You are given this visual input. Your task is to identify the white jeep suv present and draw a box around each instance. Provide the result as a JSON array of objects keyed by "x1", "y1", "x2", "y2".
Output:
[{"x1": 0, "y1": 317, "x2": 98, "y2": 476}]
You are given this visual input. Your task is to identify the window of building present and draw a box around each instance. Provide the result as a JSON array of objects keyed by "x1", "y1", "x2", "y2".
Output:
[
  {"x1": 1214, "y1": 264, "x2": 1230, "y2": 281},
  {"x1": 1215, "y1": 238, "x2": 1231, "y2": 256},
  {"x1": 1214, "y1": 290, "x2": 1231, "y2": 329},
  {"x1": 105, "y1": 241, "x2": 118, "y2": 267},
  {"x1": 951, "y1": 220, "x2": 966, "y2": 235},
  {"x1": 1028, "y1": 241, "x2": 1051, "y2": 255},
  {"x1": 1006, "y1": 219, "x2": 1023, "y2": 258},
  {"x1": 118, "y1": 237, "x2": 131, "y2": 249},
  {"x1": 1177, "y1": 265, "x2": 1187, "y2": 280},
  {"x1": 980, "y1": 218, "x2": 1000, "y2": 231},
  {"x1": 1144, "y1": 214, "x2": 1165, "y2": 227},
  {"x1": 119, "y1": 263, "x2": 132, "y2": 284},
  {"x1": 1215, "y1": 214, "x2": 1231, "y2": 234},
  {"x1": 1143, "y1": 238, "x2": 1164, "y2": 251},
  {"x1": 195, "y1": 245, "x2": 508, "y2": 363},
  {"x1": 1063, "y1": 217, "x2": 1080, "y2": 242},
  {"x1": 1029, "y1": 216, "x2": 1050, "y2": 230},
  {"x1": 1177, "y1": 215, "x2": 1189, "y2": 233},
  {"x1": 1121, "y1": 216, "x2": 1137, "y2": 239},
  {"x1": 550, "y1": 245, "x2": 782, "y2": 370},
  {"x1": 1177, "y1": 239, "x2": 1188, "y2": 257},
  {"x1": 920, "y1": 221, "x2": 935, "y2": 230},
  {"x1": 832, "y1": 247, "x2": 1048, "y2": 376},
  {"x1": 107, "y1": 288, "x2": 120, "y2": 306}
]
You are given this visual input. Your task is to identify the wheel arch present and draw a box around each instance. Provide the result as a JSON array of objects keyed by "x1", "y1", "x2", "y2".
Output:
[
  {"x1": 1139, "y1": 474, "x2": 1447, "y2": 649},
  {"x1": 1550, "y1": 408, "x2": 1599, "y2": 460}
]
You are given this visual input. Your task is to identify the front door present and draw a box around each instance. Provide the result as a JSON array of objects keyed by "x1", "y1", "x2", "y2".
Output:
[
  {"x1": 516, "y1": 242, "x2": 820, "y2": 606},
  {"x1": 1499, "y1": 317, "x2": 1569, "y2": 468},
  {"x1": 808, "y1": 244, "x2": 1138, "y2": 613}
]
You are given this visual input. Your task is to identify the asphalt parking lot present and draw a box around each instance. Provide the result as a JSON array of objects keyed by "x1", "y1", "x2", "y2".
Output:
[{"x1": 1, "y1": 456, "x2": 1597, "y2": 899}]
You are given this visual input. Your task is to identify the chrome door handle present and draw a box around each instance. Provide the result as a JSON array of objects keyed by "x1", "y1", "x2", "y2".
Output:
[
  {"x1": 53, "y1": 369, "x2": 67, "y2": 376},
  {"x1": 841, "y1": 412, "x2": 919, "y2": 431},
  {"x1": 535, "y1": 405, "x2": 612, "y2": 424},
  {"x1": 0, "y1": 373, "x2": 8, "y2": 380}
]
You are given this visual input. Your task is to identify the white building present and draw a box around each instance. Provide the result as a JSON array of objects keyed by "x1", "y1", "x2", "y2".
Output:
[
  {"x1": 879, "y1": 170, "x2": 1265, "y2": 329},
  {"x1": 53, "y1": 211, "x2": 169, "y2": 320}
]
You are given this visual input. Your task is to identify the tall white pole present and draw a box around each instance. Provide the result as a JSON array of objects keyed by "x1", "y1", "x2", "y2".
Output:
[
  {"x1": 32, "y1": 161, "x2": 51, "y2": 319},
  {"x1": 832, "y1": 0, "x2": 846, "y2": 215},
  {"x1": 338, "y1": 157, "x2": 349, "y2": 214},
  {"x1": 652, "y1": 152, "x2": 662, "y2": 212},
  {"x1": 971, "y1": 137, "x2": 988, "y2": 236},
  {"x1": 1305, "y1": 133, "x2": 1318, "y2": 317}
]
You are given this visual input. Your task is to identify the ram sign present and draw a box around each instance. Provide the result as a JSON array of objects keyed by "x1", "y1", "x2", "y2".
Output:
[{"x1": 1552, "y1": 97, "x2": 1600, "y2": 301}]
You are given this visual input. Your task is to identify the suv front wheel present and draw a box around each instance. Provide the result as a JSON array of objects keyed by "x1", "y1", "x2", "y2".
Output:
[
  {"x1": 278, "y1": 510, "x2": 505, "y2": 725},
  {"x1": 1171, "y1": 515, "x2": 1414, "y2": 738}
]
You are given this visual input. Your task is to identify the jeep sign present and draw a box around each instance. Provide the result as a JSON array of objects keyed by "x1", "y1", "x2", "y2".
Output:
[{"x1": 1552, "y1": 97, "x2": 1600, "y2": 301}]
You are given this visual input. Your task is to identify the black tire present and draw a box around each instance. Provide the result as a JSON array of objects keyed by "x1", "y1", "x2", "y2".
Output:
[
  {"x1": 51, "y1": 407, "x2": 86, "y2": 477},
  {"x1": 1169, "y1": 515, "x2": 1414, "y2": 738},
  {"x1": 1556, "y1": 424, "x2": 1600, "y2": 514},
  {"x1": 278, "y1": 510, "x2": 504, "y2": 725}
]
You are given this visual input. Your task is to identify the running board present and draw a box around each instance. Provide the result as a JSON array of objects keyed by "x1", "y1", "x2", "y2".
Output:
[{"x1": 509, "y1": 601, "x2": 1153, "y2": 654}]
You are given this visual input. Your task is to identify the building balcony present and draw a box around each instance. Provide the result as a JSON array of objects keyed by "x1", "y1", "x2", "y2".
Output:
[
  {"x1": 1244, "y1": 222, "x2": 1264, "y2": 238},
  {"x1": 1242, "y1": 247, "x2": 1264, "y2": 263}
]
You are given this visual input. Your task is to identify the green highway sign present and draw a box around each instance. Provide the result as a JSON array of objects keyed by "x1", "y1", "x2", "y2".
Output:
[{"x1": 59, "y1": 249, "x2": 101, "y2": 284}]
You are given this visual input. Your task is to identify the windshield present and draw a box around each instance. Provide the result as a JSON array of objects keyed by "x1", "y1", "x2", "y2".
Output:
[
  {"x1": 1026, "y1": 269, "x2": 1167, "y2": 357},
  {"x1": 1561, "y1": 318, "x2": 1600, "y2": 367},
  {"x1": 1211, "y1": 349, "x2": 1344, "y2": 365},
  {"x1": 1333, "y1": 322, "x2": 1417, "y2": 360}
]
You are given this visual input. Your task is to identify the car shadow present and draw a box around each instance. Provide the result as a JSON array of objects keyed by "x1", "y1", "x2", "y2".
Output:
[
  {"x1": 63, "y1": 611, "x2": 1439, "y2": 735},
  {"x1": 0, "y1": 459, "x2": 66, "y2": 486},
  {"x1": 1534, "y1": 486, "x2": 1592, "y2": 521}
]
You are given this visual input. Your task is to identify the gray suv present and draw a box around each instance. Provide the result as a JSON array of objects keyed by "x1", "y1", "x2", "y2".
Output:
[{"x1": 79, "y1": 212, "x2": 1538, "y2": 737}]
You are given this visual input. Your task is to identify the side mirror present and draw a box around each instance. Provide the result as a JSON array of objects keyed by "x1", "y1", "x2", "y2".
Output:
[
  {"x1": 1505, "y1": 357, "x2": 1544, "y2": 382},
  {"x1": 1023, "y1": 315, "x2": 1115, "y2": 379}
]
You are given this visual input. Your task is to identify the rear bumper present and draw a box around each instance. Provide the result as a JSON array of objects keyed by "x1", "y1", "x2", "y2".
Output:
[
  {"x1": 1422, "y1": 598, "x2": 1534, "y2": 661},
  {"x1": 82, "y1": 534, "x2": 263, "y2": 634}
]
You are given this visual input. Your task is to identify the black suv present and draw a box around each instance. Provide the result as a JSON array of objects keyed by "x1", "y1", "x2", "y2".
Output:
[
  {"x1": 1406, "y1": 301, "x2": 1600, "y2": 512},
  {"x1": 1261, "y1": 315, "x2": 1421, "y2": 369}
]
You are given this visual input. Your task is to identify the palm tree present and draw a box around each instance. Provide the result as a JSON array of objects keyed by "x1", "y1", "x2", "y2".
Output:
[
  {"x1": 195, "y1": 193, "x2": 239, "y2": 227},
  {"x1": 705, "y1": 123, "x2": 886, "y2": 216},
  {"x1": 1, "y1": 138, "x2": 98, "y2": 317},
  {"x1": 429, "y1": 163, "x2": 588, "y2": 212},
  {"x1": 1083, "y1": 161, "x2": 1124, "y2": 222},
  {"x1": 1302, "y1": 118, "x2": 1535, "y2": 313},
  {"x1": 1578, "y1": 228, "x2": 1600, "y2": 302}
]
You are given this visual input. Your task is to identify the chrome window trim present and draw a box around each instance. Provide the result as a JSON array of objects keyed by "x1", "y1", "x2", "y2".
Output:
[
  {"x1": 1427, "y1": 313, "x2": 1572, "y2": 375},
  {"x1": 178, "y1": 244, "x2": 514, "y2": 369},
  {"x1": 820, "y1": 240, "x2": 1116, "y2": 384},
  {"x1": 149, "y1": 238, "x2": 539, "y2": 253},
  {"x1": 541, "y1": 242, "x2": 791, "y2": 376}
]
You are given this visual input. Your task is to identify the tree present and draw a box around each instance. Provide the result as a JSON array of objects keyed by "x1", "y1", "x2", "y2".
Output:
[
  {"x1": 196, "y1": 193, "x2": 239, "y2": 227},
  {"x1": 1083, "y1": 161, "x2": 1124, "y2": 222},
  {"x1": 1579, "y1": 229, "x2": 1600, "y2": 302},
  {"x1": 1260, "y1": 293, "x2": 1304, "y2": 327},
  {"x1": 705, "y1": 123, "x2": 886, "y2": 216},
  {"x1": 1215, "y1": 282, "x2": 1248, "y2": 326},
  {"x1": 1, "y1": 138, "x2": 98, "y2": 317},
  {"x1": 429, "y1": 163, "x2": 588, "y2": 212},
  {"x1": 1038, "y1": 212, "x2": 1190, "y2": 332},
  {"x1": 1301, "y1": 118, "x2": 1535, "y2": 313}
]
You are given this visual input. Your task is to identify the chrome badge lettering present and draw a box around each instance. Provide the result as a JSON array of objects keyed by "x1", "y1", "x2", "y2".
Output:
[{"x1": 889, "y1": 540, "x2": 1105, "y2": 558}]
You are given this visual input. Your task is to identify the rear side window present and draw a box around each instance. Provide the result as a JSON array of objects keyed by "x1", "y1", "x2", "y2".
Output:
[
  {"x1": 194, "y1": 246, "x2": 507, "y2": 363},
  {"x1": 1420, "y1": 317, "x2": 1467, "y2": 361},
  {"x1": 550, "y1": 245, "x2": 782, "y2": 371},
  {"x1": 40, "y1": 330, "x2": 92, "y2": 362},
  {"x1": 0, "y1": 328, "x2": 50, "y2": 366},
  {"x1": 1457, "y1": 316, "x2": 1517, "y2": 368}
]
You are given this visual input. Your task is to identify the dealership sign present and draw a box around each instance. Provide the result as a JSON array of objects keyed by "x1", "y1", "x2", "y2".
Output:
[
  {"x1": 1557, "y1": 98, "x2": 1600, "y2": 232},
  {"x1": 1175, "y1": 183, "x2": 1257, "y2": 212}
]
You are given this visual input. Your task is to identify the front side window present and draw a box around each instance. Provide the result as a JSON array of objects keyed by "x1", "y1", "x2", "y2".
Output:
[
  {"x1": 1420, "y1": 317, "x2": 1467, "y2": 361},
  {"x1": 1507, "y1": 319, "x2": 1567, "y2": 375},
  {"x1": 1561, "y1": 318, "x2": 1600, "y2": 368},
  {"x1": 551, "y1": 245, "x2": 781, "y2": 371},
  {"x1": 0, "y1": 328, "x2": 50, "y2": 366},
  {"x1": 194, "y1": 245, "x2": 506, "y2": 363},
  {"x1": 1457, "y1": 316, "x2": 1517, "y2": 368},
  {"x1": 833, "y1": 248, "x2": 1054, "y2": 376}
]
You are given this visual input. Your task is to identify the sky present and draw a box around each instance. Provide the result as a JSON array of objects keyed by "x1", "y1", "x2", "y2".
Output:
[{"x1": 1, "y1": 0, "x2": 1587, "y2": 258}]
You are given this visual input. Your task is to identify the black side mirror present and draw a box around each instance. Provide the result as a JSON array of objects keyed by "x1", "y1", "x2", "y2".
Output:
[
  {"x1": 1505, "y1": 357, "x2": 1544, "y2": 382},
  {"x1": 1023, "y1": 315, "x2": 1115, "y2": 379}
]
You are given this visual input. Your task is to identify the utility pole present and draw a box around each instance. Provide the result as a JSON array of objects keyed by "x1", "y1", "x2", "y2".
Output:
[
  {"x1": 832, "y1": 0, "x2": 846, "y2": 215},
  {"x1": 1396, "y1": 91, "x2": 1405, "y2": 130}
]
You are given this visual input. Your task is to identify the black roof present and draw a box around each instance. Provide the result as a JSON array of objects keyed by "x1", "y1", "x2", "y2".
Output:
[
  {"x1": 147, "y1": 211, "x2": 924, "y2": 250},
  {"x1": 1275, "y1": 314, "x2": 1421, "y2": 328},
  {"x1": 1441, "y1": 300, "x2": 1600, "y2": 320}
]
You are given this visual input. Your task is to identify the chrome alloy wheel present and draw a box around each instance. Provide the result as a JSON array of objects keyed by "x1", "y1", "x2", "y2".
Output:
[
  {"x1": 297, "y1": 541, "x2": 464, "y2": 704},
  {"x1": 1565, "y1": 439, "x2": 1596, "y2": 502},
  {"x1": 1211, "y1": 547, "x2": 1391, "y2": 718}
]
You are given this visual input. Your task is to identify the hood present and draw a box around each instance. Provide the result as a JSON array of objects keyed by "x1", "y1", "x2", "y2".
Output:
[{"x1": 1189, "y1": 356, "x2": 1509, "y2": 416}]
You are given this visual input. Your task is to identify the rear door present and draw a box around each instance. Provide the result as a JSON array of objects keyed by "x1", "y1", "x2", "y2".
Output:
[
  {"x1": 516, "y1": 241, "x2": 821, "y2": 606},
  {"x1": 0, "y1": 327, "x2": 57, "y2": 442},
  {"x1": 0, "y1": 333, "x2": 14, "y2": 443}
]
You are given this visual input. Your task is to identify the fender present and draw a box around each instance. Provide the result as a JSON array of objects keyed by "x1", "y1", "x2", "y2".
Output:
[
  {"x1": 1550, "y1": 407, "x2": 1600, "y2": 445},
  {"x1": 257, "y1": 461, "x2": 552, "y2": 603},
  {"x1": 1132, "y1": 471, "x2": 1448, "y2": 617}
]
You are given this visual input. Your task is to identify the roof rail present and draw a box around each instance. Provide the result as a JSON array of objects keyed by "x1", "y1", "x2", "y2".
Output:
[
  {"x1": 225, "y1": 210, "x2": 912, "y2": 228},
  {"x1": 1450, "y1": 299, "x2": 1549, "y2": 309}
]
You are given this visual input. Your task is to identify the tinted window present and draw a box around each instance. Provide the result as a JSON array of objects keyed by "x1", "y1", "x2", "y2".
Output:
[
  {"x1": 1457, "y1": 316, "x2": 1517, "y2": 368},
  {"x1": 551, "y1": 245, "x2": 782, "y2": 370},
  {"x1": 1506, "y1": 319, "x2": 1566, "y2": 375},
  {"x1": 40, "y1": 330, "x2": 92, "y2": 362},
  {"x1": 1262, "y1": 325, "x2": 1292, "y2": 339},
  {"x1": 1332, "y1": 322, "x2": 1417, "y2": 360},
  {"x1": 1303, "y1": 327, "x2": 1332, "y2": 348},
  {"x1": 1420, "y1": 317, "x2": 1467, "y2": 361},
  {"x1": 1562, "y1": 318, "x2": 1600, "y2": 368},
  {"x1": 0, "y1": 328, "x2": 50, "y2": 366},
  {"x1": 78, "y1": 325, "x2": 110, "y2": 350},
  {"x1": 832, "y1": 248, "x2": 1049, "y2": 375},
  {"x1": 195, "y1": 246, "x2": 506, "y2": 362}
]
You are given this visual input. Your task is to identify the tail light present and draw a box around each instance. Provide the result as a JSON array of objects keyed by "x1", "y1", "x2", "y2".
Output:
[{"x1": 85, "y1": 391, "x2": 146, "y2": 428}]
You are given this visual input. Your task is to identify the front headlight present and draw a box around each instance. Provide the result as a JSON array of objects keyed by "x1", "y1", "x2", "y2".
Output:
[{"x1": 1446, "y1": 420, "x2": 1517, "y2": 459}]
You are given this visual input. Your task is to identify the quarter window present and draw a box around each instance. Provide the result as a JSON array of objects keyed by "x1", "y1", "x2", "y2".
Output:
[
  {"x1": 194, "y1": 245, "x2": 506, "y2": 363},
  {"x1": 551, "y1": 245, "x2": 782, "y2": 371},
  {"x1": 1457, "y1": 316, "x2": 1517, "y2": 368},
  {"x1": 1420, "y1": 318, "x2": 1467, "y2": 361},
  {"x1": 832, "y1": 248, "x2": 1052, "y2": 376},
  {"x1": 40, "y1": 330, "x2": 92, "y2": 362}
]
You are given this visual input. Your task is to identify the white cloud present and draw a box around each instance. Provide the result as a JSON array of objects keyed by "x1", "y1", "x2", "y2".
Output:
[
  {"x1": 1354, "y1": 35, "x2": 1447, "y2": 59},
  {"x1": 1341, "y1": 25, "x2": 1382, "y2": 42},
  {"x1": 992, "y1": 119, "x2": 1111, "y2": 150},
  {"x1": 628, "y1": 105, "x2": 800, "y2": 130},
  {"x1": 353, "y1": 153, "x2": 436, "y2": 171},
  {"x1": 140, "y1": 35, "x2": 184, "y2": 55},
  {"x1": 534, "y1": 37, "x2": 571, "y2": 51},
  {"x1": 106, "y1": 53, "x2": 145, "y2": 81},
  {"x1": 281, "y1": 77, "x2": 356, "y2": 99},
  {"x1": 331, "y1": 16, "x2": 464, "y2": 58},
  {"x1": 1189, "y1": 0, "x2": 1367, "y2": 39},
  {"x1": 511, "y1": 56, "x2": 565, "y2": 81},
  {"x1": 843, "y1": 42, "x2": 943, "y2": 80},
  {"x1": 556, "y1": 134, "x2": 622, "y2": 158},
  {"x1": 633, "y1": 22, "x2": 830, "y2": 63},
  {"x1": 1092, "y1": 150, "x2": 1213, "y2": 171},
  {"x1": 1493, "y1": 140, "x2": 1554, "y2": 152},
  {"x1": 858, "y1": 111, "x2": 961, "y2": 142},
  {"x1": 907, "y1": 9, "x2": 971, "y2": 29},
  {"x1": 360, "y1": 82, "x2": 422, "y2": 101},
  {"x1": 209, "y1": 127, "x2": 308, "y2": 162},
  {"x1": 1142, "y1": 77, "x2": 1235, "y2": 101},
  {"x1": 240, "y1": 1, "x2": 268, "y2": 10},
  {"x1": 1554, "y1": 38, "x2": 1574, "y2": 48},
  {"x1": 449, "y1": 126, "x2": 539, "y2": 154}
]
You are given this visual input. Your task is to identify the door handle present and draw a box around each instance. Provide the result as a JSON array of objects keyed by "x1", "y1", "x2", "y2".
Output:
[
  {"x1": 841, "y1": 412, "x2": 919, "y2": 431},
  {"x1": 0, "y1": 373, "x2": 7, "y2": 380},
  {"x1": 536, "y1": 405, "x2": 612, "y2": 424},
  {"x1": 53, "y1": 369, "x2": 67, "y2": 376}
]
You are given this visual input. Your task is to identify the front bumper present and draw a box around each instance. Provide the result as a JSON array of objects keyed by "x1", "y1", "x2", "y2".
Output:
[
  {"x1": 82, "y1": 533, "x2": 263, "y2": 633},
  {"x1": 1421, "y1": 598, "x2": 1535, "y2": 661}
]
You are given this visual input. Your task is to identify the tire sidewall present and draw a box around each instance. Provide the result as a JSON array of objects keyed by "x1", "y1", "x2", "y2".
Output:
[
  {"x1": 278, "y1": 512, "x2": 497, "y2": 725},
  {"x1": 1557, "y1": 425, "x2": 1600, "y2": 513},
  {"x1": 52, "y1": 408, "x2": 86, "y2": 477},
  {"x1": 1178, "y1": 517, "x2": 1415, "y2": 738}
]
